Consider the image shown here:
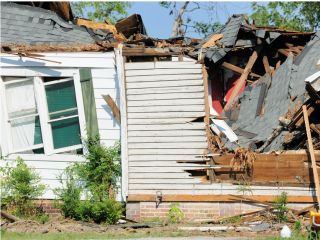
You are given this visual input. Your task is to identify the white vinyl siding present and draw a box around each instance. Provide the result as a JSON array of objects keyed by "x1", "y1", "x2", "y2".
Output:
[{"x1": 124, "y1": 60, "x2": 209, "y2": 196}]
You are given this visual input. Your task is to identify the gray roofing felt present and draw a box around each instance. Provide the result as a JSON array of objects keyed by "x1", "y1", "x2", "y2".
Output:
[
  {"x1": 224, "y1": 33, "x2": 320, "y2": 151},
  {"x1": 0, "y1": 2, "x2": 96, "y2": 46},
  {"x1": 204, "y1": 15, "x2": 245, "y2": 63}
]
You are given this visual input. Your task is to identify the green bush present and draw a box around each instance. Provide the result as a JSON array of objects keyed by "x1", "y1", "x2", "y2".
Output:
[
  {"x1": 0, "y1": 157, "x2": 46, "y2": 217},
  {"x1": 167, "y1": 203, "x2": 184, "y2": 224},
  {"x1": 54, "y1": 168, "x2": 82, "y2": 219},
  {"x1": 273, "y1": 191, "x2": 288, "y2": 222},
  {"x1": 55, "y1": 136, "x2": 123, "y2": 224}
]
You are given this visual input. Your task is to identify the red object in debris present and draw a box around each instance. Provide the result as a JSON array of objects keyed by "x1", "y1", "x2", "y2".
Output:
[
  {"x1": 224, "y1": 77, "x2": 246, "y2": 103},
  {"x1": 211, "y1": 77, "x2": 224, "y2": 114}
]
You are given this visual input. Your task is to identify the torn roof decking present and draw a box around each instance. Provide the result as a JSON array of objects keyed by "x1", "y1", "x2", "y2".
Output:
[{"x1": 224, "y1": 32, "x2": 320, "y2": 151}]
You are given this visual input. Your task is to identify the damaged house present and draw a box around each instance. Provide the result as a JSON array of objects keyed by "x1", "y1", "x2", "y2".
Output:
[{"x1": 1, "y1": 2, "x2": 320, "y2": 222}]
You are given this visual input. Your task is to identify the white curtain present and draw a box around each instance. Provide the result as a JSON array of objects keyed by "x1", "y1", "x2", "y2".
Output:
[{"x1": 5, "y1": 78, "x2": 39, "y2": 151}]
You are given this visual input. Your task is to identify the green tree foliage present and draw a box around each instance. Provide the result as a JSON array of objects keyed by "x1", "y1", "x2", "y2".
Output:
[
  {"x1": 71, "y1": 2, "x2": 131, "y2": 23},
  {"x1": 55, "y1": 137, "x2": 122, "y2": 224},
  {"x1": 1, "y1": 157, "x2": 46, "y2": 216},
  {"x1": 251, "y1": 2, "x2": 320, "y2": 32},
  {"x1": 160, "y1": 1, "x2": 222, "y2": 37}
]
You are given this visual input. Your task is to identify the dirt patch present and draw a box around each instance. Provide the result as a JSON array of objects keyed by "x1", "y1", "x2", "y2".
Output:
[{"x1": 1, "y1": 218, "x2": 121, "y2": 234}]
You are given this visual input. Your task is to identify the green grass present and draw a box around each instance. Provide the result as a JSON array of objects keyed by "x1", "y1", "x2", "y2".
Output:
[
  {"x1": 0, "y1": 229, "x2": 190, "y2": 240},
  {"x1": 256, "y1": 234, "x2": 308, "y2": 240}
]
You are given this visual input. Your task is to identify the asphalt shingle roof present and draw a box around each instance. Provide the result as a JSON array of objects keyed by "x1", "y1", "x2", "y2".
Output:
[{"x1": 0, "y1": 2, "x2": 95, "y2": 46}]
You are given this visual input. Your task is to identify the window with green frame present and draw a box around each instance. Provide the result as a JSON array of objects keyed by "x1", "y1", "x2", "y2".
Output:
[
  {"x1": 44, "y1": 78, "x2": 82, "y2": 150},
  {"x1": 0, "y1": 76, "x2": 84, "y2": 155}
]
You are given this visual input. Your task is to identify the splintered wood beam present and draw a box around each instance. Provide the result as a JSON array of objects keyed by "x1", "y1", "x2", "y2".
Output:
[
  {"x1": 221, "y1": 62, "x2": 261, "y2": 78},
  {"x1": 262, "y1": 56, "x2": 271, "y2": 76},
  {"x1": 278, "y1": 49, "x2": 291, "y2": 57},
  {"x1": 202, "y1": 33, "x2": 223, "y2": 48},
  {"x1": 303, "y1": 105, "x2": 320, "y2": 208},
  {"x1": 223, "y1": 51, "x2": 258, "y2": 111},
  {"x1": 102, "y1": 94, "x2": 121, "y2": 124},
  {"x1": 311, "y1": 124, "x2": 320, "y2": 137}
]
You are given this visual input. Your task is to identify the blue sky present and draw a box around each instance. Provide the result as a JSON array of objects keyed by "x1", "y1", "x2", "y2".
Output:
[{"x1": 127, "y1": 2, "x2": 254, "y2": 38}]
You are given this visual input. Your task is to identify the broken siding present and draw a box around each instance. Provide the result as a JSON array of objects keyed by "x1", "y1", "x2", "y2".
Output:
[
  {"x1": 0, "y1": 52, "x2": 119, "y2": 198},
  {"x1": 125, "y1": 61, "x2": 209, "y2": 194}
]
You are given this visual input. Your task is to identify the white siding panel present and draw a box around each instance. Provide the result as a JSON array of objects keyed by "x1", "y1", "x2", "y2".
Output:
[
  {"x1": 125, "y1": 60, "x2": 209, "y2": 196},
  {"x1": 99, "y1": 129, "x2": 121, "y2": 140},
  {"x1": 127, "y1": 99, "x2": 204, "y2": 107},
  {"x1": 128, "y1": 142, "x2": 207, "y2": 149},
  {"x1": 128, "y1": 155, "x2": 207, "y2": 161},
  {"x1": 128, "y1": 112, "x2": 204, "y2": 119},
  {"x1": 101, "y1": 140, "x2": 119, "y2": 147},
  {"x1": 128, "y1": 148, "x2": 207, "y2": 155},
  {"x1": 128, "y1": 123, "x2": 205, "y2": 131},
  {"x1": 128, "y1": 136, "x2": 207, "y2": 143},
  {"x1": 130, "y1": 178, "x2": 202, "y2": 184},
  {"x1": 126, "y1": 68, "x2": 202, "y2": 77},
  {"x1": 97, "y1": 119, "x2": 120, "y2": 130},
  {"x1": 92, "y1": 78, "x2": 118, "y2": 89},
  {"x1": 1, "y1": 52, "x2": 115, "y2": 68},
  {"x1": 127, "y1": 92, "x2": 204, "y2": 101},
  {"x1": 128, "y1": 105, "x2": 205, "y2": 113},
  {"x1": 127, "y1": 86, "x2": 205, "y2": 95},
  {"x1": 126, "y1": 74, "x2": 203, "y2": 82},
  {"x1": 127, "y1": 118, "x2": 199, "y2": 125},
  {"x1": 91, "y1": 68, "x2": 117, "y2": 78},
  {"x1": 126, "y1": 80, "x2": 204, "y2": 89},
  {"x1": 125, "y1": 62, "x2": 202, "y2": 70}
]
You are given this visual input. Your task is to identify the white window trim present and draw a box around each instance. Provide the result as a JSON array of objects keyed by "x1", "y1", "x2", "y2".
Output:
[{"x1": 0, "y1": 68, "x2": 86, "y2": 156}]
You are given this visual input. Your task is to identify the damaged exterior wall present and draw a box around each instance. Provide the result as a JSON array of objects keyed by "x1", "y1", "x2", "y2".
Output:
[{"x1": 122, "y1": 57, "x2": 317, "y2": 221}]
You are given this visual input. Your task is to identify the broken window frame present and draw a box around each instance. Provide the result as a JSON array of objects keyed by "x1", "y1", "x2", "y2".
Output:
[{"x1": 0, "y1": 69, "x2": 86, "y2": 156}]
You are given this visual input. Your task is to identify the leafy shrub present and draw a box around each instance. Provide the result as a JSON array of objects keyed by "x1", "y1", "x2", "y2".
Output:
[
  {"x1": 273, "y1": 191, "x2": 288, "y2": 222},
  {"x1": 0, "y1": 157, "x2": 46, "y2": 217},
  {"x1": 55, "y1": 136, "x2": 123, "y2": 224},
  {"x1": 167, "y1": 203, "x2": 184, "y2": 224},
  {"x1": 54, "y1": 168, "x2": 82, "y2": 218}
]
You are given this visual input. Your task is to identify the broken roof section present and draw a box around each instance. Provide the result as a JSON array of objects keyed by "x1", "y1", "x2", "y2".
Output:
[
  {"x1": 197, "y1": 14, "x2": 314, "y2": 64},
  {"x1": 0, "y1": 2, "x2": 147, "y2": 52},
  {"x1": 199, "y1": 14, "x2": 319, "y2": 152},
  {"x1": 0, "y1": 2, "x2": 96, "y2": 46}
]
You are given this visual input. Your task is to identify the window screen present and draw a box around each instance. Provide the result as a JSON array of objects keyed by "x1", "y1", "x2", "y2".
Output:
[{"x1": 45, "y1": 79, "x2": 81, "y2": 149}]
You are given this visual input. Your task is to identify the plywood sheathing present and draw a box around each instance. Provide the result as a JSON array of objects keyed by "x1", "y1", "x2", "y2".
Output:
[{"x1": 207, "y1": 151, "x2": 320, "y2": 186}]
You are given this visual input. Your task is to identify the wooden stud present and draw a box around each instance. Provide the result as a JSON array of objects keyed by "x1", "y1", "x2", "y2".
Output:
[
  {"x1": 221, "y1": 62, "x2": 261, "y2": 78},
  {"x1": 262, "y1": 56, "x2": 271, "y2": 76},
  {"x1": 202, "y1": 34, "x2": 223, "y2": 48},
  {"x1": 223, "y1": 51, "x2": 258, "y2": 111},
  {"x1": 102, "y1": 94, "x2": 121, "y2": 124},
  {"x1": 303, "y1": 104, "x2": 320, "y2": 208}
]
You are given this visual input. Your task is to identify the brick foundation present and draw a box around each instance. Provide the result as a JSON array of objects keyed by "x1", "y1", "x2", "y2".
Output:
[
  {"x1": 126, "y1": 201, "x2": 310, "y2": 222},
  {"x1": 34, "y1": 200, "x2": 62, "y2": 216}
]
